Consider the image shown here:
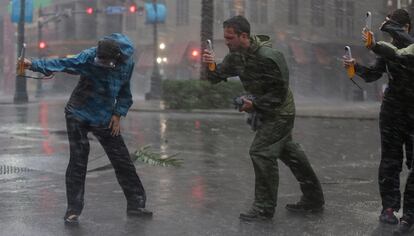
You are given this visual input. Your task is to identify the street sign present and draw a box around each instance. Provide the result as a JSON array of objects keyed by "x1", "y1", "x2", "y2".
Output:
[
  {"x1": 11, "y1": 0, "x2": 34, "y2": 23},
  {"x1": 145, "y1": 3, "x2": 167, "y2": 24},
  {"x1": 105, "y1": 6, "x2": 126, "y2": 15}
]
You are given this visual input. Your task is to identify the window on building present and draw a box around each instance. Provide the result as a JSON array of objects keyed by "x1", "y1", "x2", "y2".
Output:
[
  {"x1": 249, "y1": 0, "x2": 258, "y2": 23},
  {"x1": 229, "y1": 0, "x2": 245, "y2": 17},
  {"x1": 249, "y1": 0, "x2": 267, "y2": 24},
  {"x1": 259, "y1": 0, "x2": 268, "y2": 24},
  {"x1": 335, "y1": 0, "x2": 344, "y2": 35},
  {"x1": 215, "y1": 1, "x2": 225, "y2": 24},
  {"x1": 311, "y1": 0, "x2": 325, "y2": 27},
  {"x1": 401, "y1": 0, "x2": 410, "y2": 8},
  {"x1": 345, "y1": 1, "x2": 354, "y2": 36},
  {"x1": 0, "y1": 18, "x2": 3, "y2": 55},
  {"x1": 126, "y1": 13, "x2": 137, "y2": 31},
  {"x1": 176, "y1": 0, "x2": 189, "y2": 26},
  {"x1": 288, "y1": 0, "x2": 299, "y2": 25},
  {"x1": 61, "y1": 3, "x2": 76, "y2": 40}
]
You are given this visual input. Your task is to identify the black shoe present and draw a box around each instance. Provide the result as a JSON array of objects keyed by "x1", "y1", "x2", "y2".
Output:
[
  {"x1": 285, "y1": 202, "x2": 324, "y2": 213},
  {"x1": 379, "y1": 208, "x2": 399, "y2": 225},
  {"x1": 239, "y1": 208, "x2": 273, "y2": 221},
  {"x1": 393, "y1": 220, "x2": 413, "y2": 235},
  {"x1": 127, "y1": 208, "x2": 153, "y2": 218},
  {"x1": 63, "y1": 213, "x2": 79, "y2": 225}
]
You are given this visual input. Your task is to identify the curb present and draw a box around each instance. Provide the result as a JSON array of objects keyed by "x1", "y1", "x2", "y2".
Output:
[
  {"x1": 128, "y1": 108, "x2": 379, "y2": 120},
  {"x1": 0, "y1": 97, "x2": 380, "y2": 120}
]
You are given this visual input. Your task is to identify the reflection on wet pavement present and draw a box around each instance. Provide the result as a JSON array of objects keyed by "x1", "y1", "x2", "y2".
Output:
[{"x1": 0, "y1": 101, "x2": 404, "y2": 235}]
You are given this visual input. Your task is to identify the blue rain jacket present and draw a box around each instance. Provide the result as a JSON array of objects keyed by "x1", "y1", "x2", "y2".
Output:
[{"x1": 30, "y1": 33, "x2": 135, "y2": 126}]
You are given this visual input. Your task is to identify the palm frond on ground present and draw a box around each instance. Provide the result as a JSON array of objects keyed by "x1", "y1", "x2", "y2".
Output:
[
  {"x1": 132, "y1": 145, "x2": 182, "y2": 167},
  {"x1": 87, "y1": 145, "x2": 182, "y2": 172}
]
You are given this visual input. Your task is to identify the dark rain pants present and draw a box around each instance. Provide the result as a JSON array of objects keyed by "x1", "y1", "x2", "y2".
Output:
[
  {"x1": 379, "y1": 99, "x2": 414, "y2": 220},
  {"x1": 65, "y1": 114, "x2": 146, "y2": 215},
  {"x1": 249, "y1": 115, "x2": 324, "y2": 213}
]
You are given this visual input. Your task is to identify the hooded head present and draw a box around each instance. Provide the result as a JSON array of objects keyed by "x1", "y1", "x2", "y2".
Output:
[
  {"x1": 389, "y1": 9, "x2": 411, "y2": 32},
  {"x1": 94, "y1": 33, "x2": 134, "y2": 68}
]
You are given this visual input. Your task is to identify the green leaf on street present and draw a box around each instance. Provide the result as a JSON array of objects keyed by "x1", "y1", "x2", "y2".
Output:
[{"x1": 132, "y1": 145, "x2": 182, "y2": 167}]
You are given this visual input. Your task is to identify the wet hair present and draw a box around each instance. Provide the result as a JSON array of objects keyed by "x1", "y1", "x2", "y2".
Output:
[
  {"x1": 223, "y1": 15, "x2": 251, "y2": 36},
  {"x1": 389, "y1": 9, "x2": 411, "y2": 31}
]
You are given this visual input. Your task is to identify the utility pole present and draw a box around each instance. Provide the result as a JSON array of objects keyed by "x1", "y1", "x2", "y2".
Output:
[
  {"x1": 145, "y1": 0, "x2": 161, "y2": 100},
  {"x1": 14, "y1": 0, "x2": 28, "y2": 104},
  {"x1": 36, "y1": 7, "x2": 43, "y2": 98},
  {"x1": 200, "y1": 0, "x2": 214, "y2": 80}
]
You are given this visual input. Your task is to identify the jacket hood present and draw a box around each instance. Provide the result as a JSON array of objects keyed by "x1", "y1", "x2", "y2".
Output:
[
  {"x1": 102, "y1": 33, "x2": 134, "y2": 59},
  {"x1": 250, "y1": 35, "x2": 272, "y2": 52}
]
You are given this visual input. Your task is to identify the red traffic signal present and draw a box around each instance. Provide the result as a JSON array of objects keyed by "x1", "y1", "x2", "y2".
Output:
[
  {"x1": 191, "y1": 50, "x2": 199, "y2": 57},
  {"x1": 187, "y1": 48, "x2": 200, "y2": 63},
  {"x1": 86, "y1": 7, "x2": 94, "y2": 15},
  {"x1": 129, "y1": 5, "x2": 137, "y2": 13},
  {"x1": 39, "y1": 41, "x2": 47, "y2": 49}
]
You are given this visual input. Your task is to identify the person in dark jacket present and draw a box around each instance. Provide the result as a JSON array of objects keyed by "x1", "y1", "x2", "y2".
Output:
[
  {"x1": 343, "y1": 9, "x2": 414, "y2": 229},
  {"x1": 203, "y1": 15, "x2": 324, "y2": 221},
  {"x1": 362, "y1": 27, "x2": 414, "y2": 235},
  {"x1": 22, "y1": 33, "x2": 152, "y2": 224}
]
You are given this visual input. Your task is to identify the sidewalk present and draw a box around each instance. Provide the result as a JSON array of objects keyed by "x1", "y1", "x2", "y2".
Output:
[
  {"x1": 129, "y1": 99, "x2": 381, "y2": 120},
  {"x1": 0, "y1": 95, "x2": 381, "y2": 120}
]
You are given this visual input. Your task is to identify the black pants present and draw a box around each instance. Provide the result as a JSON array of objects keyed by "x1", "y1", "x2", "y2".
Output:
[
  {"x1": 379, "y1": 100, "x2": 414, "y2": 219},
  {"x1": 65, "y1": 115, "x2": 146, "y2": 215}
]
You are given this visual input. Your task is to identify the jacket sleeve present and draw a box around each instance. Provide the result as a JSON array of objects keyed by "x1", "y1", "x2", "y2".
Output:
[
  {"x1": 252, "y1": 58, "x2": 288, "y2": 112},
  {"x1": 30, "y1": 49, "x2": 92, "y2": 76},
  {"x1": 354, "y1": 57, "x2": 386, "y2": 83},
  {"x1": 114, "y1": 63, "x2": 134, "y2": 117},
  {"x1": 371, "y1": 41, "x2": 414, "y2": 68},
  {"x1": 206, "y1": 53, "x2": 243, "y2": 84}
]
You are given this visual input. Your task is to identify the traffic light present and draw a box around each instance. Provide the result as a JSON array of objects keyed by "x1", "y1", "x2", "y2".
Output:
[
  {"x1": 129, "y1": 4, "x2": 137, "y2": 13},
  {"x1": 86, "y1": 7, "x2": 94, "y2": 15},
  {"x1": 39, "y1": 41, "x2": 47, "y2": 49},
  {"x1": 191, "y1": 50, "x2": 199, "y2": 57},
  {"x1": 187, "y1": 48, "x2": 200, "y2": 64}
]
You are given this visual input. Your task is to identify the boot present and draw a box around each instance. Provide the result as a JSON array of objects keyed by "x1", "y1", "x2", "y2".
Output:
[
  {"x1": 379, "y1": 208, "x2": 399, "y2": 225},
  {"x1": 239, "y1": 207, "x2": 273, "y2": 221},
  {"x1": 285, "y1": 201, "x2": 324, "y2": 213}
]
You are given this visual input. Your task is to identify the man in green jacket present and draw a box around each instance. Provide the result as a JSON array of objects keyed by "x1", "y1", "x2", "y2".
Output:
[{"x1": 202, "y1": 15, "x2": 324, "y2": 221}]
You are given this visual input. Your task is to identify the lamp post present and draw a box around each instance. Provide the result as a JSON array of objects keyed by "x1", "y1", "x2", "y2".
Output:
[
  {"x1": 145, "y1": 0, "x2": 162, "y2": 100},
  {"x1": 35, "y1": 7, "x2": 44, "y2": 98},
  {"x1": 14, "y1": 0, "x2": 28, "y2": 104}
]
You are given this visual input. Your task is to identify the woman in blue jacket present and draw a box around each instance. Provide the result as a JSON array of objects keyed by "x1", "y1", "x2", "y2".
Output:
[{"x1": 23, "y1": 33, "x2": 152, "y2": 224}]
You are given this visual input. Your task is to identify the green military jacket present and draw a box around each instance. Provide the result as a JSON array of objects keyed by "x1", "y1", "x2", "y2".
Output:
[
  {"x1": 372, "y1": 41, "x2": 414, "y2": 65},
  {"x1": 208, "y1": 35, "x2": 295, "y2": 118}
]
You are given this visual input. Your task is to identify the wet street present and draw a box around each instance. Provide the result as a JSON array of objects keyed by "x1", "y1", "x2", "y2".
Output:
[{"x1": 0, "y1": 100, "x2": 406, "y2": 236}]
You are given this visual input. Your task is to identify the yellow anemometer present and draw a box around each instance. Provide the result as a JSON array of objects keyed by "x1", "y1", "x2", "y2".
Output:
[
  {"x1": 16, "y1": 43, "x2": 26, "y2": 77},
  {"x1": 206, "y1": 39, "x2": 216, "y2": 71},
  {"x1": 365, "y1": 12, "x2": 374, "y2": 48},
  {"x1": 16, "y1": 43, "x2": 54, "y2": 80},
  {"x1": 344, "y1": 46, "x2": 363, "y2": 90}
]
